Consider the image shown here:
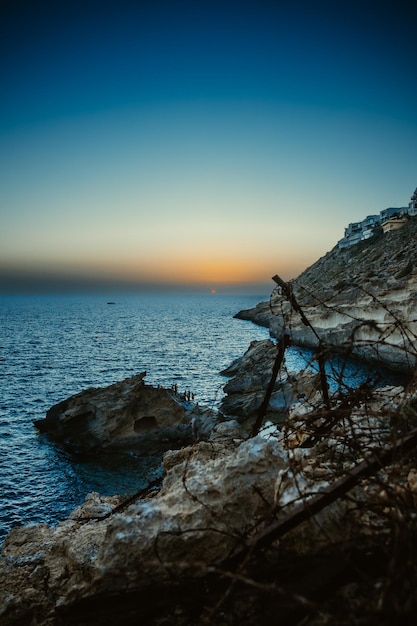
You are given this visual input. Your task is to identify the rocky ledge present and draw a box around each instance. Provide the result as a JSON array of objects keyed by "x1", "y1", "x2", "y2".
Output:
[
  {"x1": 33, "y1": 345, "x2": 326, "y2": 456},
  {"x1": 236, "y1": 218, "x2": 417, "y2": 373}
]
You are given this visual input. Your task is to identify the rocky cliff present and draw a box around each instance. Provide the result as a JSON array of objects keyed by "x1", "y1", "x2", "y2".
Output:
[{"x1": 236, "y1": 217, "x2": 417, "y2": 372}]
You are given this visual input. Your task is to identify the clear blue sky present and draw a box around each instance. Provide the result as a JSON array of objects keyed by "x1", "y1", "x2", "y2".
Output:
[{"x1": 1, "y1": 0, "x2": 416, "y2": 293}]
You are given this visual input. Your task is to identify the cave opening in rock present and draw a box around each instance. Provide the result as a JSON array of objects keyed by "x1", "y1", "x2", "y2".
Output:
[{"x1": 134, "y1": 416, "x2": 157, "y2": 433}]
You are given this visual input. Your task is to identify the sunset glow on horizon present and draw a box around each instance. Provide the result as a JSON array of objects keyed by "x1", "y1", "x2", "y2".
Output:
[{"x1": 1, "y1": 0, "x2": 416, "y2": 293}]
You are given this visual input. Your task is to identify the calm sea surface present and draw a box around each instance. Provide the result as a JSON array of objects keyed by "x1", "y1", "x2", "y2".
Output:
[{"x1": 0, "y1": 293, "x2": 272, "y2": 543}]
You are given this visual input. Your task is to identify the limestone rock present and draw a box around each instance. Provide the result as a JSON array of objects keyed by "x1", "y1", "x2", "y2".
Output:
[
  {"x1": 35, "y1": 372, "x2": 217, "y2": 455},
  {"x1": 68, "y1": 492, "x2": 122, "y2": 521},
  {"x1": 0, "y1": 436, "x2": 289, "y2": 623},
  {"x1": 95, "y1": 437, "x2": 288, "y2": 580},
  {"x1": 234, "y1": 302, "x2": 272, "y2": 328},
  {"x1": 236, "y1": 219, "x2": 417, "y2": 373}
]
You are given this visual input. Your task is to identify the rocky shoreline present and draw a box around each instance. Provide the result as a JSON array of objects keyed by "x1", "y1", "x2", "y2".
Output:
[
  {"x1": 235, "y1": 218, "x2": 417, "y2": 374},
  {"x1": 1, "y1": 221, "x2": 417, "y2": 625},
  {"x1": 2, "y1": 340, "x2": 417, "y2": 624}
]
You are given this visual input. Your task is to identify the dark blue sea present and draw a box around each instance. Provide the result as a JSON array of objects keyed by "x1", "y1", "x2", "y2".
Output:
[{"x1": 0, "y1": 293, "x2": 273, "y2": 544}]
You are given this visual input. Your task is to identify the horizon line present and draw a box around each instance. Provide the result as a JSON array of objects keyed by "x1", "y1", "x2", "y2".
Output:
[{"x1": 0, "y1": 268, "x2": 275, "y2": 296}]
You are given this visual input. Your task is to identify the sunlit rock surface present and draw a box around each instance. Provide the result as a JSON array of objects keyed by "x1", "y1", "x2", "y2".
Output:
[{"x1": 0, "y1": 434, "x2": 289, "y2": 624}]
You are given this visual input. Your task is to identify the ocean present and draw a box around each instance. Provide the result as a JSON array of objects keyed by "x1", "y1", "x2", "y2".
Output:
[
  {"x1": 0, "y1": 292, "x2": 401, "y2": 545},
  {"x1": 0, "y1": 292, "x2": 272, "y2": 543}
]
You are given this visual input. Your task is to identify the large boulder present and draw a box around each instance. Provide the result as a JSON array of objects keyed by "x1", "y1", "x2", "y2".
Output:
[{"x1": 35, "y1": 372, "x2": 217, "y2": 455}]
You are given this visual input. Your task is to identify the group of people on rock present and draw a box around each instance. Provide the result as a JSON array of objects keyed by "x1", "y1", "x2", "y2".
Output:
[
  {"x1": 157, "y1": 382, "x2": 195, "y2": 403},
  {"x1": 170, "y1": 383, "x2": 194, "y2": 403}
]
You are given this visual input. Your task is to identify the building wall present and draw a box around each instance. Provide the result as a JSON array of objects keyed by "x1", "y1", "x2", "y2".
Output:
[
  {"x1": 382, "y1": 219, "x2": 407, "y2": 234},
  {"x1": 338, "y1": 191, "x2": 415, "y2": 248}
]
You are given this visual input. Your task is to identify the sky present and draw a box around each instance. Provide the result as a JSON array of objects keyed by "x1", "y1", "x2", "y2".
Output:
[{"x1": 1, "y1": 0, "x2": 416, "y2": 293}]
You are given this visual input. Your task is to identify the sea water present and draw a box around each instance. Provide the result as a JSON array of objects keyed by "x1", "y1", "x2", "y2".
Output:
[
  {"x1": 0, "y1": 292, "x2": 401, "y2": 544},
  {"x1": 0, "y1": 293, "x2": 273, "y2": 543}
]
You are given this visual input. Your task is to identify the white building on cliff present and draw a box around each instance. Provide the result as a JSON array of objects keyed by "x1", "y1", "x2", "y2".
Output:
[
  {"x1": 338, "y1": 187, "x2": 416, "y2": 248},
  {"x1": 409, "y1": 187, "x2": 417, "y2": 216}
]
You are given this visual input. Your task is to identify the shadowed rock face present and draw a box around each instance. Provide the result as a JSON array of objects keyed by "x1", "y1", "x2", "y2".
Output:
[
  {"x1": 34, "y1": 372, "x2": 216, "y2": 455},
  {"x1": 235, "y1": 219, "x2": 417, "y2": 373},
  {"x1": 219, "y1": 339, "x2": 321, "y2": 424}
]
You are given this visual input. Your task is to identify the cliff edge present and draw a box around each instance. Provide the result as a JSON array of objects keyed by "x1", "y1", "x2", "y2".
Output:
[{"x1": 236, "y1": 217, "x2": 417, "y2": 372}]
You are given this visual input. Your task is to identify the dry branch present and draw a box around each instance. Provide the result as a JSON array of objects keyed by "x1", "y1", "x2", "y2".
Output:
[{"x1": 225, "y1": 426, "x2": 417, "y2": 563}]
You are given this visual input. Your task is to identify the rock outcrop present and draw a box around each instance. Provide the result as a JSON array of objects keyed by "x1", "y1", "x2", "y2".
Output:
[
  {"x1": 0, "y1": 434, "x2": 287, "y2": 624},
  {"x1": 236, "y1": 218, "x2": 417, "y2": 372},
  {"x1": 35, "y1": 372, "x2": 216, "y2": 455},
  {"x1": 219, "y1": 339, "x2": 321, "y2": 425}
]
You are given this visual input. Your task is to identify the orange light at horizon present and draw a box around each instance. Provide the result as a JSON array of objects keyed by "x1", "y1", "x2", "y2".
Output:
[
  {"x1": 137, "y1": 255, "x2": 277, "y2": 285},
  {"x1": 80, "y1": 251, "x2": 306, "y2": 287},
  {"x1": 18, "y1": 245, "x2": 309, "y2": 288}
]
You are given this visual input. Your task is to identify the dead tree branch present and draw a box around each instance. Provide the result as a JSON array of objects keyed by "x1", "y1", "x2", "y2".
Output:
[{"x1": 225, "y1": 425, "x2": 417, "y2": 565}]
